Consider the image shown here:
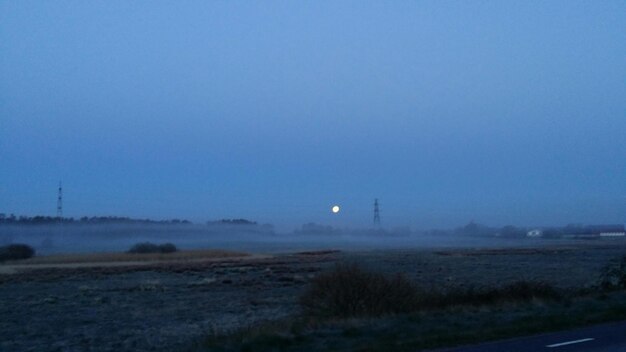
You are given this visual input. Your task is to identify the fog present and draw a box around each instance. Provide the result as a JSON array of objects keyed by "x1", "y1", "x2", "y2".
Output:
[
  {"x1": 0, "y1": 223, "x2": 567, "y2": 256},
  {"x1": 2, "y1": 2, "x2": 625, "y2": 229}
]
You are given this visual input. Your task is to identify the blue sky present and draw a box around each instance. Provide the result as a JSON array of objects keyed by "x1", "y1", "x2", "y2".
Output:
[{"x1": 1, "y1": 1, "x2": 625, "y2": 230}]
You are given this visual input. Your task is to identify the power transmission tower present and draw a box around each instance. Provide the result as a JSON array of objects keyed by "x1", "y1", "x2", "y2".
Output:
[
  {"x1": 56, "y1": 181, "x2": 63, "y2": 219},
  {"x1": 373, "y1": 198, "x2": 380, "y2": 226}
]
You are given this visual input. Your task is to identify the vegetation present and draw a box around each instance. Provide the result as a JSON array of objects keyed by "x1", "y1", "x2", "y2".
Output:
[
  {"x1": 300, "y1": 264, "x2": 420, "y2": 317},
  {"x1": 300, "y1": 264, "x2": 563, "y2": 318},
  {"x1": 0, "y1": 213, "x2": 191, "y2": 225},
  {"x1": 0, "y1": 244, "x2": 35, "y2": 262},
  {"x1": 128, "y1": 242, "x2": 178, "y2": 254},
  {"x1": 427, "y1": 280, "x2": 563, "y2": 308},
  {"x1": 9, "y1": 249, "x2": 249, "y2": 265},
  {"x1": 203, "y1": 292, "x2": 626, "y2": 352},
  {"x1": 158, "y1": 243, "x2": 177, "y2": 254},
  {"x1": 202, "y1": 261, "x2": 626, "y2": 351},
  {"x1": 600, "y1": 255, "x2": 626, "y2": 289},
  {"x1": 207, "y1": 219, "x2": 258, "y2": 225}
]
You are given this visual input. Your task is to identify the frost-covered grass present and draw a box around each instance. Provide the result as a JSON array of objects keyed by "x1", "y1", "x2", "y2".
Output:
[
  {"x1": 201, "y1": 291, "x2": 626, "y2": 352},
  {"x1": 200, "y1": 246, "x2": 626, "y2": 352}
]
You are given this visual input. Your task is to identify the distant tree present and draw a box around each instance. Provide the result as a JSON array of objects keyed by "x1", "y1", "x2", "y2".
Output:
[
  {"x1": 499, "y1": 225, "x2": 526, "y2": 238},
  {"x1": 0, "y1": 214, "x2": 190, "y2": 225},
  {"x1": 456, "y1": 221, "x2": 496, "y2": 237},
  {"x1": 563, "y1": 223, "x2": 586, "y2": 235},
  {"x1": 542, "y1": 228, "x2": 563, "y2": 238},
  {"x1": 208, "y1": 219, "x2": 257, "y2": 225}
]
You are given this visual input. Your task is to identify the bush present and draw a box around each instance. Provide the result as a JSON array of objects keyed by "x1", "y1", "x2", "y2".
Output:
[
  {"x1": 300, "y1": 264, "x2": 420, "y2": 317},
  {"x1": 159, "y1": 243, "x2": 177, "y2": 253},
  {"x1": 300, "y1": 264, "x2": 562, "y2": 318},
  {"x1": 429, "y1": 281, "x2": 563, "y2": 308},
  {"x1": 127, "y1": 242, "x2": 177, "y2": 254},
  {"x1": 128, "y1": 242, "x2": 160, "y2": 254},
  {"x1": 600, "y1": 255, "x2": 626, "y2": 290},
  {"x1": 0, "y1": 244, "x2": 35, "y2": 262}
]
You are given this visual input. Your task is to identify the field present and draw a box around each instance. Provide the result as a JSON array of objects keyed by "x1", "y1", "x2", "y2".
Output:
[
  {"x1": 0, "y1": 249, "x2": 252, "y2": 274},
  {"x1": 1, "y1": 242, "x2": 626, "y2": 351}
]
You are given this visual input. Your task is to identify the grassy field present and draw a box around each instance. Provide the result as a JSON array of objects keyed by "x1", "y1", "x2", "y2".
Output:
[
  {"x1": 200, "y1": 291, "x2": 626, "y2": 351},
  {"x1": 0, "y1": 248, "x2": 253, "y2": 275},
  {"x1": 197, "y1": 243, "x2": 626, "y2": 351},
  {"x1": 14, "y1": 249, "x2": 250, "y2": 264},
  {"x1": 2, "y1": 242, "x2": 626, "y2": 351}
]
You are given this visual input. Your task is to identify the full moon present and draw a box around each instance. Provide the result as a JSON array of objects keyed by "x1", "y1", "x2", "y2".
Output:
[{"x1": 332, "y1": 205, "x2": 340, "y2": 213}]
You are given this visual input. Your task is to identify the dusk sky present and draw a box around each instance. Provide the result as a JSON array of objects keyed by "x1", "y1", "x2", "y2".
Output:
[{"x1": 1, "y1": 1, "x2": 625, "y2": 231}]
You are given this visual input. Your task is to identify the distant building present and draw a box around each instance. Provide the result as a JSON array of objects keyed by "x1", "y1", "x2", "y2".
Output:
[
  {"x1": 563, "y1": 224, "x2": 625, "y2": 239},
  {"x1": 525, "y1": 224, "x2": 625, "y2": 239},
  {"x1": 600, "y1": 232, "x2": 626, "y2": 237}
]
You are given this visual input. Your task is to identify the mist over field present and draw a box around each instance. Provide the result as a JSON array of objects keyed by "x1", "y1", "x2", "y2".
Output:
[
  {"x1": 2, "y1": 2, "x2": 626, "y2": 351},
  {"x1": 2, "y1": 1, "x2": 625, "y2": 230},
  {"x1": 0, "y1": 222, "x2": 572, "y2": 256}
]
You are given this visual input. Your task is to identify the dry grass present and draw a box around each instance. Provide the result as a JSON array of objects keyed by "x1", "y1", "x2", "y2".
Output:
[
  {"x1": 300, "y1": 264, "x2": 421, "y2": 317},
  {"x1": 300, "y1": 264, "x2": 564, "y2": 318},
  {"x1": 5, "y1": 249, "x2": 249, "y2": 265}
]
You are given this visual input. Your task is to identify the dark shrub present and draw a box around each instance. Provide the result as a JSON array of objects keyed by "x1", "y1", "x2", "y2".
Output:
[
  {"x1": 128, "y1": 242, "x2": 177, "y2": 254},
  {"x1": 159, "y1": 243, "x2": 177, "y2": 253},
  {"x1": 600, "y1": 255, "x2": 626, "y2": 290},
  {"x1": 128, "y1": 242, "x2": 160, "y2": 254},
  {"x1": 499, "y1": 281, "x2": 562, "y2": 301},
  {"x1": 300, "y1": 264, "x2": 420, "y2": 317},
  {"x1": 300, "y1": 264, "x2": 562, "y2": 318},
  {"x1": 429, "y1": 281, "x2": 562, "y2": 308},
  {"x1": 0, "y1": 244, "x2": 35, "y2": 262}
]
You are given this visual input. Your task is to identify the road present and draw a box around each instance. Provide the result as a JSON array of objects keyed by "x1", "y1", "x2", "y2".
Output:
[{"x1": 438, "y1": 320, "x2": 626, "y2": 352}]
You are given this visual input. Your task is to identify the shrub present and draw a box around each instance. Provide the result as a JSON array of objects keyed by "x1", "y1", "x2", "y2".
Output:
[
  {"x1": 300, "y1": 264, "x2": 562, "y2": 318},
  {"x1": 127, "y1": 242, "x2": 177, "y2": 254},
  {"x1": 159, "y1": 243, "x2": 177, "y2": 253},
  {"x1": 600, "y1": 255, "x2": 626, "y2": 290},
  {"x1": 300, "y1": 264, "x2": 420, "y2": 317},
  {"x1": 128, "y1": 242, "x2": 160, "y2": 254},
  {"x1": 0, "y1": 244, "x2": 35, "y2": 262},
  {"x1": 429, "y1": 281, "x2": 562, "y2": 308}
]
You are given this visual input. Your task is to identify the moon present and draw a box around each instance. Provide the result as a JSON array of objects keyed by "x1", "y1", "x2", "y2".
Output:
[{"x1": 332, "y1": 205, "x2": 340, "y2": 213}]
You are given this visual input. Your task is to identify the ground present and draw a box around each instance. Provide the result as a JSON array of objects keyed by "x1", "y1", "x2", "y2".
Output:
[{"x1": 1, "y1": 242, "x2": 625, "y2": 351}]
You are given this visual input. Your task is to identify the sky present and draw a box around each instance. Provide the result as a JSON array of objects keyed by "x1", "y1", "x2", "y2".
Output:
[{"x1": 1, "y1": 1, "x2": 625, "y2": 231}]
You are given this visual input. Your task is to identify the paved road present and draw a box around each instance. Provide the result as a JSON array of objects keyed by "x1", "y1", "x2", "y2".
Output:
[{"x1": 438, "y1": 320, "x2": 626, "y2": 352}]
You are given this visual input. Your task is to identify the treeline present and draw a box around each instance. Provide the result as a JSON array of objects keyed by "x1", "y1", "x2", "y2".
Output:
[
  {"x1": 207, "y1": 219, "x2": 258, "y2": 225},
  {"x1": 425, "y1": 221, "x2": 625, "y2": 238},
  {"x1": 0, "y1": 214, "x2": 192, "y2": 225}
]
